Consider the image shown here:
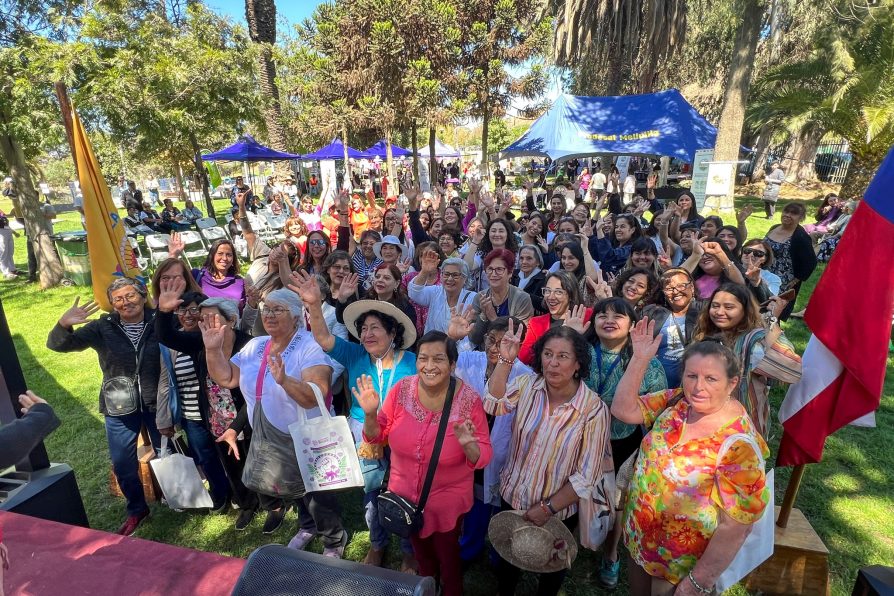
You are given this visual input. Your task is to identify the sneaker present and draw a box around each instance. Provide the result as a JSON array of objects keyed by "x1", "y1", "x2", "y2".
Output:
[
  {"x1": 262, "y1": 508, "x2": 286, "y2": 534},
  {"x1": 210, "y1": 498, "x2": 230, "y2": 513},
  {"x1": 323, "y1": 546, "x2": 344, "y2": 558},
  {"x1": 116, "y1": 509, "x2": 149, "y2": 536},
  {"x1": 597, "y1": 556, "x2": 620, "y2": 590},
  {"x1": 234, "y1": 509, "x2": 256, "y2": 531},
  {"x1": 287, "y1": 529, "x2": 315, "y2": 551}
]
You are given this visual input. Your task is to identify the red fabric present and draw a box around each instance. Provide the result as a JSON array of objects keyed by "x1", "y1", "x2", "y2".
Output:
[
  {"x1": 363, "y1": 377, "x2": 492, "y2": 538},
  {"x1": 0, "y1": 511, "x2": 244, "y2": 595},
  {"x1": 777, "y1": 199, "x2": 894, "y2": 465},
  {"x1": 410, "y1": 517, "x2": 464, "y2": 596},
  {"x1": 519, "y1": 309, "x2": 593, "y2": 365}
]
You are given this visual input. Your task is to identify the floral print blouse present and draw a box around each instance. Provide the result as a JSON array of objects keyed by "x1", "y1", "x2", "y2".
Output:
[{"x1": 623, "y1": 389, "x2": 770, "y2": 584}]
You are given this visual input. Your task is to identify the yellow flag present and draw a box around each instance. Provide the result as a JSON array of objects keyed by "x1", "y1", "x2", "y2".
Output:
[{"x1": 71, "y1": 107, "x2": 145, "y2": 311}]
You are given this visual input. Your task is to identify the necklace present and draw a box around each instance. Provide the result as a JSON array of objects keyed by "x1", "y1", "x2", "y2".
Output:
[{"x1": 490, "y1": 286, "x2": 509, "y2": 306}]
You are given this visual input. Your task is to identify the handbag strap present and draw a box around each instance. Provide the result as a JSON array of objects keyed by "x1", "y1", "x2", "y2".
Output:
[
  {"x1": 255, "y1": 340, "x2": 273, "y2": 402},
  {"x1": 416, "y1": 376, "x2": 456, "y2": 512}
]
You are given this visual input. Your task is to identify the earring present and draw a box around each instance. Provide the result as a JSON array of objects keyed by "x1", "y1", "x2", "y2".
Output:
[{"x1": 573, "y1": 370, "x2": 580, "y2": 380}]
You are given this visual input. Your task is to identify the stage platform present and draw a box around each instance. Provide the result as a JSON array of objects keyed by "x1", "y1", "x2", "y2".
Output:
[{"x1": 0, "y1": 510, "x2": 245, "y2": 595}]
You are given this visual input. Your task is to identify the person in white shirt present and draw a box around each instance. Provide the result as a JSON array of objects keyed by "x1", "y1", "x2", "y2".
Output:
[
  {"x1": 623, "y1": 173, "x2": 637, "y2": 205},
  {"x1": 408, "y1": 253, "x2": 475, "y2": 348},
  {"x1": 591, "y1": 168, "x2": 607, "y2": 203}
]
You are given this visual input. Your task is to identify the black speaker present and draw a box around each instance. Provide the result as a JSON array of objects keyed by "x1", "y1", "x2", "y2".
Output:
[
  {"x1": 0, "y1": 463, "x2": 89, "y2": 527},
  {"x1": 853, "y1": 566, "x2": 894, "y2": 596},
  {"x1": 231, "y1": 544, "x2": 436, "y2": 596}
]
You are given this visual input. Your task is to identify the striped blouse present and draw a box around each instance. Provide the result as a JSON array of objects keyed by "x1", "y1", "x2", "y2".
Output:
[
  {"x1": 483, "y1": 373, "x2": 612, "y2": 519},
  {"x1": 733, "y1": 327, "x2": 802, "y2": 439}
]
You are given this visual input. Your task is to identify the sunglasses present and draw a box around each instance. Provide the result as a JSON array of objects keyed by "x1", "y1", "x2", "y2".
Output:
[
  {"x1": 309, "y1": 239, "x2": 327, "y2": 247},
  {"x1": 742, "y1": 248, "x2": 766, "y2": 258}
]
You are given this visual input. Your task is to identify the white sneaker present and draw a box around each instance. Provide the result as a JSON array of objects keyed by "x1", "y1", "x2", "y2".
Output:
[{"x1": 287, "y1": 529, "x2": 314, "y2": 550}]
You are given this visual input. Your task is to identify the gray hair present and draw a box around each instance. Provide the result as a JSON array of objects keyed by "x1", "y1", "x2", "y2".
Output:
[
  {"x1": 264, "y1": 288, "x2": 303, "y2": 318},
  {"x1": 440, "y1": 257, "x2": 469, "y2": 279},
  {"x1": 519, "y1": 244, "x2": 544, "y2": 268},
  {"x1": 106, "y1": 277, "x2": 147, "y2": 301},
  {"x1": 200, "y1": 297, "x2": 240, "y2": 323}
]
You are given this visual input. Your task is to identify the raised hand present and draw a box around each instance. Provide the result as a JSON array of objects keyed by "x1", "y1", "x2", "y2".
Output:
[
  {"x1": 467, "y1": 178, "x2": 481, "y2": 195},
  {"x1": 245, "y1": 283, "x2": 261, "y2": 309},
  {"x1": 351, "y1": 374, "x2": 381, "y2": 416},
  {"x1": 18, "y1": 390, "x2": 47, "y2": 415},
  {"x1": 268, "y1": 351, "x2": 288, "y2": 385},
  {"x1": 336, "y1": 272, "x2": 360, "y2": 302},
  {"x1": 168, "y1": 231, "x2": 185, "y2": 257},
  {"x1": 470, "y1": 225, "x2": 485, "y2": 246},
  {"x1": 582, "y1": 219, "x2": 594, "y2": 237},
  {"x1": 499, "y1": 318, "x2": 523, "y2": 362},
  {"x1": 702, "y1": 240, "x2": 724, "y2": 256},
  {"x1": 453, "y1": 419, "x2": 479, "y2": 449},
  {"x1": 215, "y1": 428, "x2": 240, "y2": 461},
  {"x1": 744, "y1": 263, "x2": 762, "y2": 286},
  {"x1": 337, "y1": 189, "x2": 350, "y2": 210},
  {"x1": 629, "y1": 317, "x2": 661, "y2": 361},
  {"x1": 562, "y1": 304, "x2": 592, "y2": 335},
  {"x1": 157, "y1": 276, "x2": 186, "y2": 313},
  {"x1": 395, "y1": 257, "x2": 412, "y2": 275},
  {"x1": 447, "y1": 303, "x2": 476, "y2": 341},
  {"x1": 420, "y1": 248, "x2": 440, "y2": 275},
  {"x1": 692, "y1": 237, "x2": 706, "y2": 258},
  {"x1": 59, "y1": 296, "x2": 100, "y2": 328},
  {"x1": 479, "y1": 190, "x2": 495, "y2": 211},
  {"x1": 480, "y1": 294, "x2": 497, "y2": 321},
  {"x1": 536, "y1": 235, "x2": 549, "y2": 253},
  {"x1": 737, "y1": 204, "x2": 754, "y2": 224},
  {"x1": 585, "y1": 276, "x2": 613, "y2": 300},
  {"x1": 287, "y1": 270, "x2": 322, "y2": 306},
  {"x1": 198, "y1": 312, "x2": 227, "y2": 351},
  {"x1": 657, "y1": 248, "x2": 671, "y2": 269}
]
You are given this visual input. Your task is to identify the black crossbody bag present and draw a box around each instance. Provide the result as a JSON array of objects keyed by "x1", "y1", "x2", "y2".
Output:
[{"x1": 376, "y1": 377, "x2": 456, "y2": 538}]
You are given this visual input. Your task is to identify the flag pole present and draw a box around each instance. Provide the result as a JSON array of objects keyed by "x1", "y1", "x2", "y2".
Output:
[
  {"x1": 777, "y1": 463, "x2": 806, "y2": 528},
  {"x1": 54, "y1": 82, "x2": 78, "y2": 178}
]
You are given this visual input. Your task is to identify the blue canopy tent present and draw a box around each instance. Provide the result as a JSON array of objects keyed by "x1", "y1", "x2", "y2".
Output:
[
  {"x1": 500, "y1": 89, "x2": 717, "y2": 163},
  {"x1": 303, "y1": 138, "x2": 374, "y2": 160},
  {"x1": 201, "y1": 134, "x2": 302, "y2": 162},
  {"x1": 364, "y1": 140, "x2": 413, "y2": 159}
]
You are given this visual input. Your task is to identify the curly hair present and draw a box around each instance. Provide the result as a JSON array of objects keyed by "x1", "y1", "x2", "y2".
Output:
[
  {"x1": 613, "y1": 267, "x2": 660, "y2": 308},
  {"x1": 284, "y1": 216, "x2": 308, "y2": 240},
  {"x1": 531, "y1": 326, "x2": 592, "y2": 380},
  {"x1": 355, "y1": 310, "x2": 406, "y2": 351}
]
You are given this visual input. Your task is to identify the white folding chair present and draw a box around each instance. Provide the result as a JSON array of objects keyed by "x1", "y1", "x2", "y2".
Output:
[
  {"x1": 178, "y1": 230, "x2": 209, "y2": 265},
  {"x1": 201, "y1": 225, "x2": 230, "y2": 245},
  {"x1": 128, "y1": 237, "x2": 149, "y2": 271},
  {"x1": 247, "y1": 212, "x2": 277, "y2": 243},
  {"x1": 195, "y1": 217, "x2": 218, "y2": 230},
  {"x1": 144, "y1": 234, "x2": 171, "y2": 267}
]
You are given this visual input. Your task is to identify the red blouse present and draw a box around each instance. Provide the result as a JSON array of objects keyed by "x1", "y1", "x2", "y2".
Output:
[{"x1": 364, "y1": 376, "x2": 493, "y2": 538}]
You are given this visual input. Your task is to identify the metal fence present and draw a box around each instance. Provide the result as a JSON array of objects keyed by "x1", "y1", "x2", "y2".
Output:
[{"x1": 742, "y1": 138, "x2": 852, "y2": 183}]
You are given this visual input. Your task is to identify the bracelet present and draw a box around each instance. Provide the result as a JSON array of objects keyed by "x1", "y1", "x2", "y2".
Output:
[
  {"x1": 723, "y1": 261, "x2": 734, "y2": 270},
  {"x1": 545, "y1": 498, "x2": 558, "y2": 515},
  {"x1": 539, "y1": 501, "x2": 553, "y2": 517},
  {"x1": 688, "y1": 571, "x2": 713, "y2": 595},
  {"x1": 497, "y1": 356, "x2": 513, "y2": 367}
]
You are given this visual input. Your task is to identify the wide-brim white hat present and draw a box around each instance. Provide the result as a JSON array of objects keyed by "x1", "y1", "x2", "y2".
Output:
[
  {"x1": 342, "y1": 299, "x2": 416, "y2": 350},
  {"x1": 488, "y1": 510, "x2": 578, "y2": 574},
  {"x1": 372, "y1": 235, "x2": 406, "y2": 260}
]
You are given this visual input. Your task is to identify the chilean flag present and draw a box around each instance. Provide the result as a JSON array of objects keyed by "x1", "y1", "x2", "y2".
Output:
[{"x1": 776, "y1": 148, "x2": 894, "y2": 466}]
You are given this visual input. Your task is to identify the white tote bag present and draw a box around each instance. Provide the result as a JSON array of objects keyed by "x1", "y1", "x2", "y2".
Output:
[
  {"x1": 714, "y1": 432, "x2": 775, "y2": 593},
  {"x1": 149, "y1": 436, "x2": 214, "y2": 509},
  {"x1": 288, "y1": 382, "x2": 363, "y2": 492}
]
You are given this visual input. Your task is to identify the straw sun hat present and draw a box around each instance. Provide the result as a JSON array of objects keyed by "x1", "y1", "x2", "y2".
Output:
[
  {"x1": 342, "y1": 299, "x2": 417, "y2": 350},
  {"x1": 488, "y1": 510, "x2": 578, "y2": 573}
]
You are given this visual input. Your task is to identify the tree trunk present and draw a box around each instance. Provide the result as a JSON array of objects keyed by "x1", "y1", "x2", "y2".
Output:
[
  {"x1": 411, "y1": 120, "x2": 419, "y2": 184},
  {"x1": 481, "y1": 112, "x2": 490, "y2": 184},
  {"x1": 428, "y1": 126, "x2": 437, "y2": 190},
  {"x1": 749, "y1": 123, "x2": 774, "y2": 182},
  {"x1": 245, "y1": 0, "x2": 291, "y2": 181},
  {"x1": 0, "y1": 108, "x2": 63, "y2": 288},
  {"x1": 173, "y1": 159, "x2": 186, "y2": 200},
  {"x1": 384, "y1": 128, "x2": 395, "y2": 197},
  {"x1": 838, "y1": 151, "x2": 879, "y2": 200},
  {"x1": 713, "y1": 0, "x2": 763, "y2": 162},
  {"x1": 189, "y1": 132, "x2": 215, "y2": 217},
  {"x1": 787, "y1": 124, "x2": 824, "y2": 183},
  {"x1": 341, "y1": 128, "x2": 351, "y2": 191}
]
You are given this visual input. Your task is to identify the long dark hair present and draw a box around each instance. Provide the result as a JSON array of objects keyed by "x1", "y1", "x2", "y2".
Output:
[
  {"x1": 558, "y1": 242, "x2": 587, "y2": 279},
  {"x1": 588, "y1": 297, "x2": 639, "y2": 364},
  {"x1": 202, "y1": 239, "x2": 240, "y2": 277},
  {"x1": 693, "y1": 282, "x2": 763, "y2": 343},
  {"x1": 479, "y1": 218, "x2": 519, "y2": 255},
  {"x1": 613, "y1": 267, "x2": 659, "y2": 309},
  {"x1": 693, "y1": 236, "x2": 739, "y2": 284},
  {"x1": 677, "y1": 191, "x2": 699, "y2": 221},
  {"x1": 613, "y1": 213, "x2": 643, "y2": 247},
  {"x1": 300, "y1": 229, "x2": 331, "y2": 273}
]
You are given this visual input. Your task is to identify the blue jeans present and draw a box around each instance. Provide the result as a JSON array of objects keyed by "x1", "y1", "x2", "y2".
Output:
[
  {"x1": 181, "y1": 418, "x2": 230, "y2": 505},
  {"x1": 460, "y1": 497, "x2": 500, "y2": 562},
  {"x1": 364, "y1": 489, "x2": 413, "y2": 553},
  {"x1": 105, "y1": 410, "x2": 161, "y2": 516}
]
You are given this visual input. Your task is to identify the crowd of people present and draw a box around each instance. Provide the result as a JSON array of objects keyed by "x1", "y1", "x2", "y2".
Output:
[{"x1": 37, "y1": 167, "x2": 840, "y2": 596}]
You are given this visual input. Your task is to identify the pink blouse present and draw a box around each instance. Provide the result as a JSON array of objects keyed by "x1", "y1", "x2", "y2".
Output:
[{"x1": 364, "y1": 376, "x2": 493, "y2": 538}]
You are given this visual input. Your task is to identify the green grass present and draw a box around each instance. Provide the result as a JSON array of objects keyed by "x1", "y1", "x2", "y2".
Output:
[{"x1": 1, "y1": 197, "x2": 892, "y2": 595}]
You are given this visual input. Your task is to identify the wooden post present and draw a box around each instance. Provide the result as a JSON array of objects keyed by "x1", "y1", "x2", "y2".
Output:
[
  {"x1": 777, "y1": 464, "x2": 806, "y2": 528},
  {"x1": 54, "y1": 82, "x2": 78, "y2": 179}
]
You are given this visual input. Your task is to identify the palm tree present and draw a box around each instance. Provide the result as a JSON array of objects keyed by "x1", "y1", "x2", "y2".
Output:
[
  {"x1": 551, "y1": 0, "x2": 687, "y2": 94},
  {"x1": 746, "y1": 5, "x2": 894, "y2": 198},
  {"x1": 245, "y1": 0, "x2": 291, "y2": 180}
]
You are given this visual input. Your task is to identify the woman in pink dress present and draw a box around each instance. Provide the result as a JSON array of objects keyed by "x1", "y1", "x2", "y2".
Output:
[
  {"x1": 358, "y1": 331, "x2": 492, "y2": 596},
  {"x1": 297, "y1": 195, "x2": 322, "y2": 232}
]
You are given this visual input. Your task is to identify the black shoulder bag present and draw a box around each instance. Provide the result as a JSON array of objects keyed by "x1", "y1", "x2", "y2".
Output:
[
  {"x1": 102, "y1": 326, "x2": 147, "y2": 417},
  {"x1": 377, "y1": 377, "x2": 456, "y2": 538}
]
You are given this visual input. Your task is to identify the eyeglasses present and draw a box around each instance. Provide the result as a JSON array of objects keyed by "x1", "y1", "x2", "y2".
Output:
[
  {"x1": 261, "y1": 306, "x2": 289, "y2": 318},
  {"x1": 485, "y1": 266, "x2": 507, "y2": 276},
  {"x1": 176, "y1": 306, "x2": 201, "y2": 315},
  {"x1": 484, "y1": 335, "x2": 502, "y2": 347},
  {"x1": 308, "y1": 239, "x2": 327, "y2": 247},
  {"x1": 663, "y1": 282, "x2": 693, "y2": 294},
  {"x1": 541, "y1": 288, "x2": 568, "y2": 297},
  {"x1": 442, "y1": 271, "x2": 464, "y2": 280},
  {"x1": 742, "y1": 248, "x2": 766, "y2": 258},
  {"x1": 328, "y1": 264, "x2": 351, "y2": 272},
  {"x1": 159, "y1": 274, "x2": 183, "y2": 282},
  {"x1": 111, "y1": 292, "x2": 141, "y2": 305}
]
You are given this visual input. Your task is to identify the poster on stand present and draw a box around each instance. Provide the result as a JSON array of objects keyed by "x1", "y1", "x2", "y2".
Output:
[
  {"x1": 691, "y1": 149, "x2": 714, "y2": 211},
  {"x1": 615, "y1": 156, "x2": 631, "y2": 181},
  {"x1": 703, "y1": 161, "x2": 737, "y2": 214}
]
